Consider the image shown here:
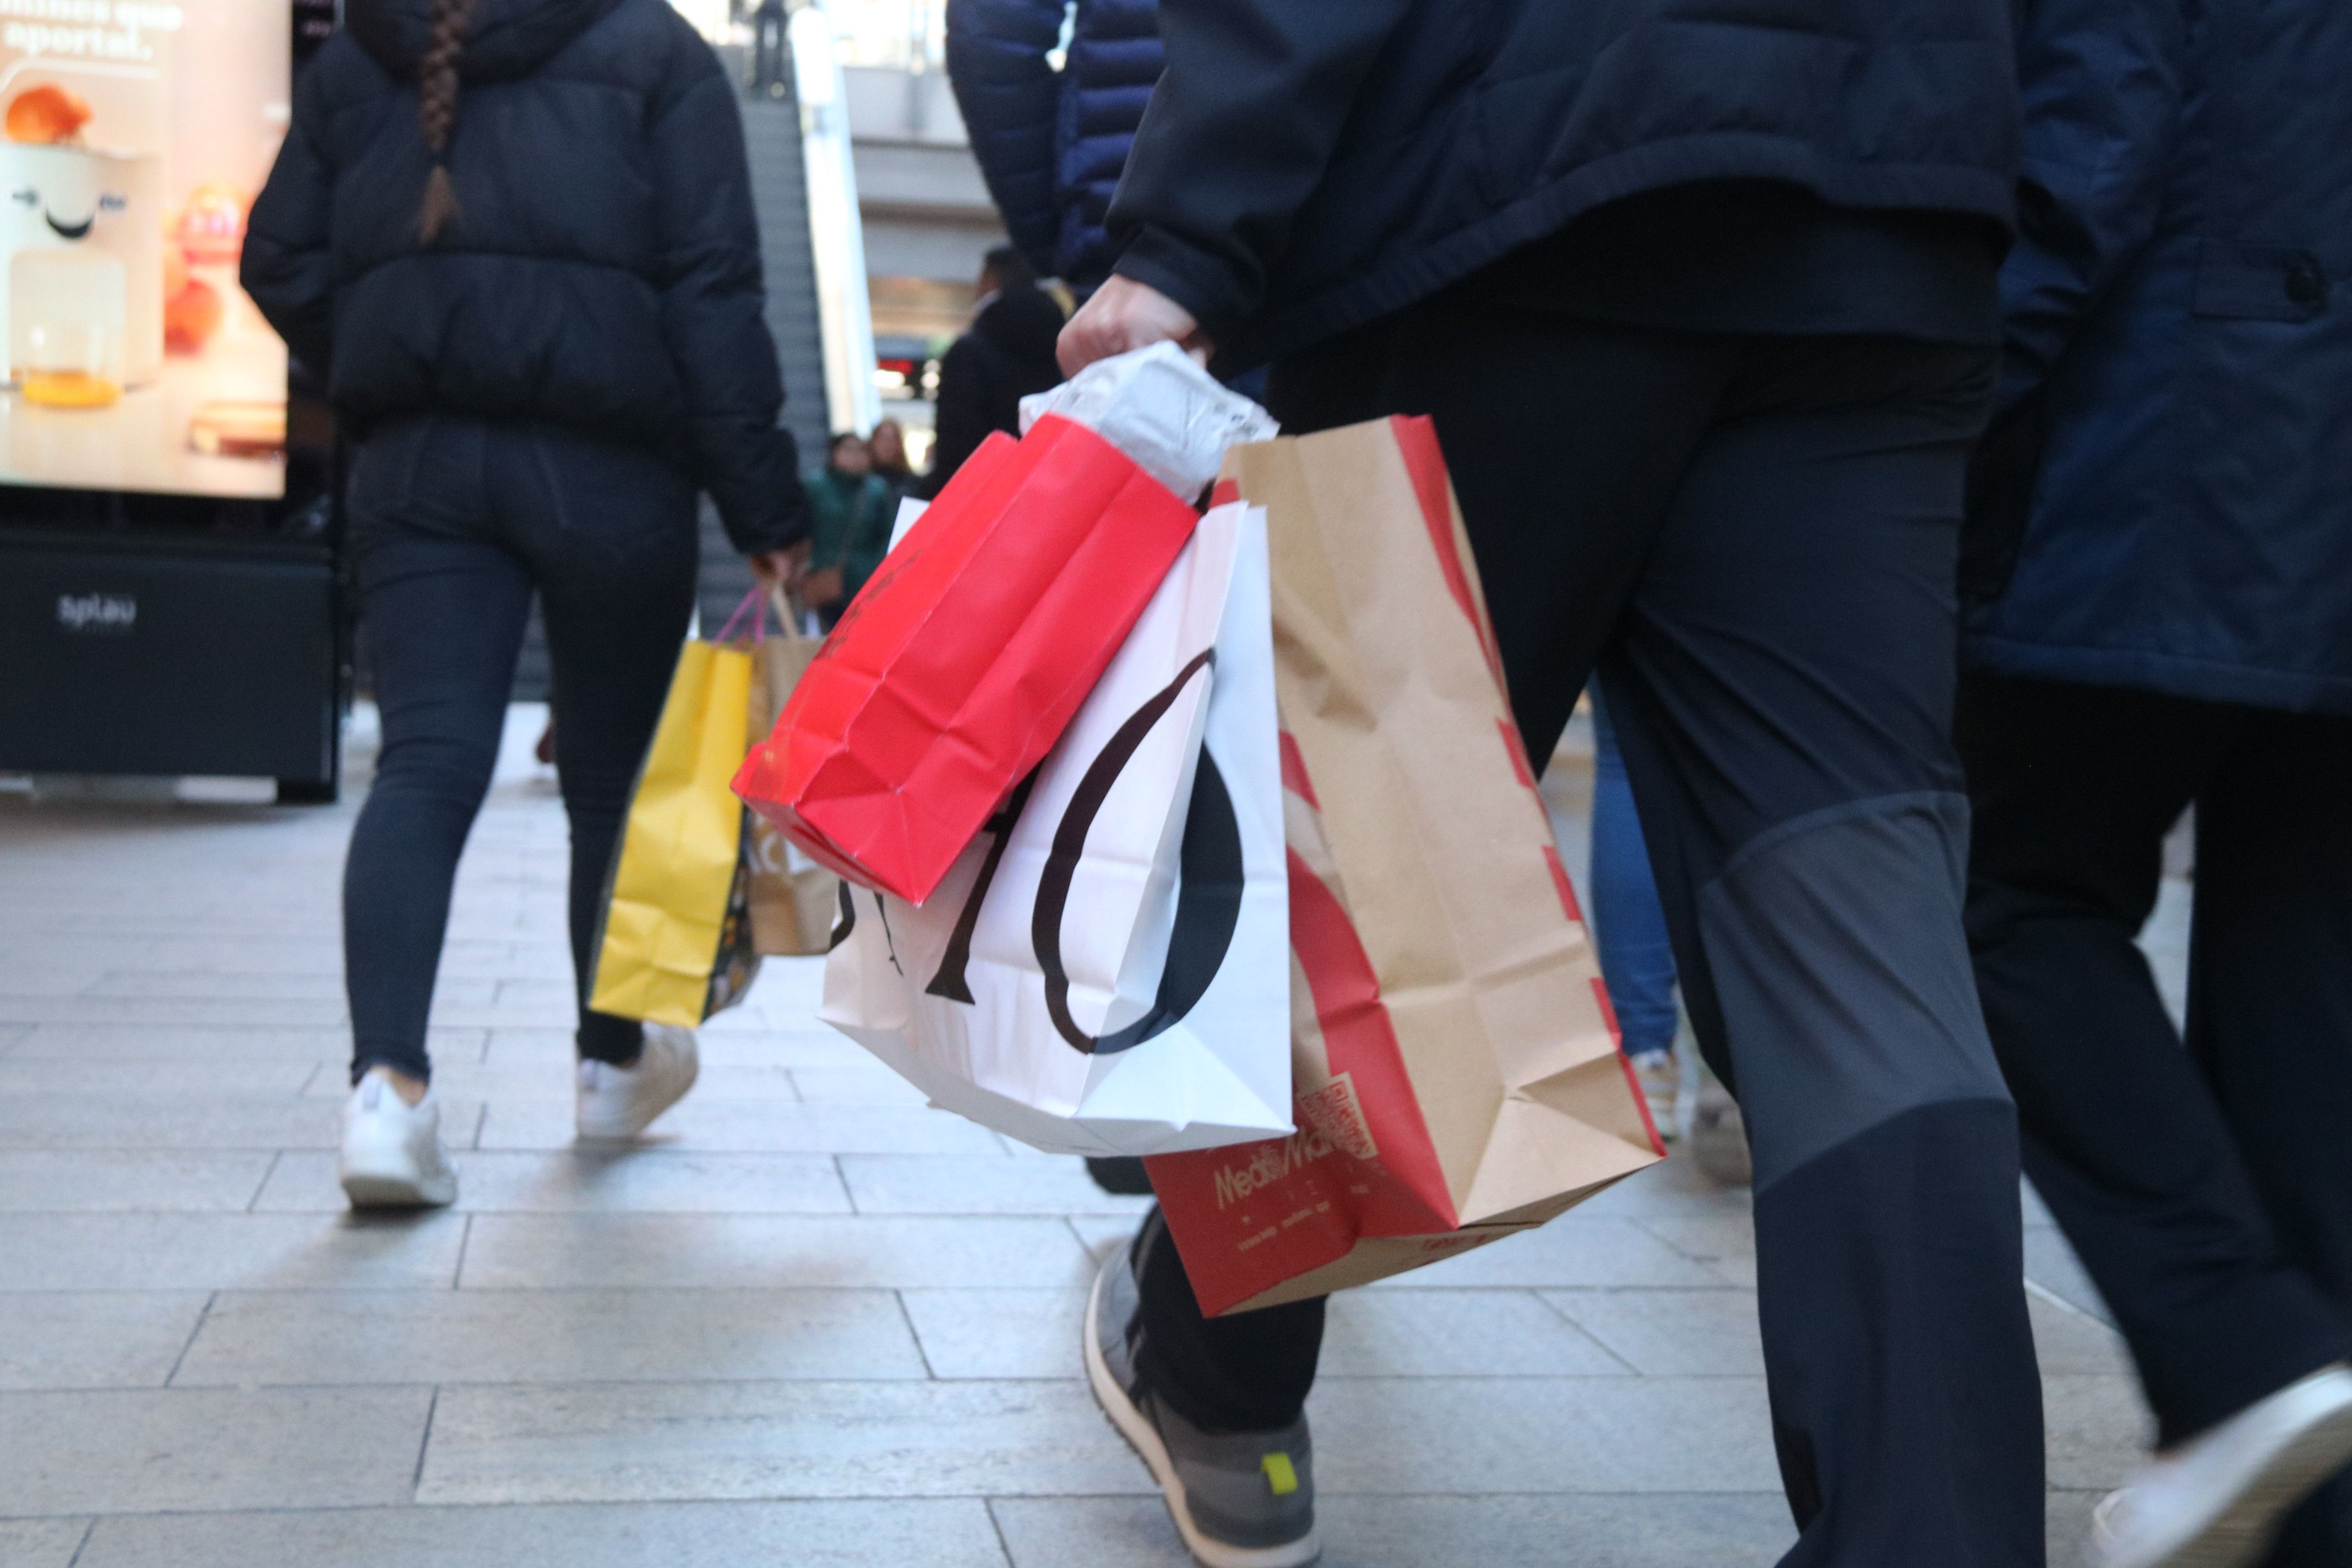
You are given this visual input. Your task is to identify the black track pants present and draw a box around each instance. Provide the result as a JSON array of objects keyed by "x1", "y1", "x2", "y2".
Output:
[
  {"x1": 1961, "y1": 673, "x2": 2352, "y2": 1565},
  {"x1": 1135, "y1": 304, "x2": 2045, "y2": 1567}
]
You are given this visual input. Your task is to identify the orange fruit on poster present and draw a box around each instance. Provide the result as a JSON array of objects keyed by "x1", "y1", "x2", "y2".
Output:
[
  {"x1": 165, "y1": 277, "x2": 224, "y2": 355},
  {"x1": 5, "y1": 84, "x2": 91, "y2": 145},
  {"x1": 175, "y1": 182, "x2": 249, "y2": 264}
]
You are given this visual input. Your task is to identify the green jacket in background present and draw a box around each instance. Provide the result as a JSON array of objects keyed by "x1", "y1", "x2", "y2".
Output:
[{"x1": 803, "y1": 464, "x2": 897, "y2": 609}]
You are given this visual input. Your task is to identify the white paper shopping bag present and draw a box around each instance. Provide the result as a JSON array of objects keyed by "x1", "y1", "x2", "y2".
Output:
[{"x1": 820, "y1": 500, "x2": 1291, "y2": 1156}]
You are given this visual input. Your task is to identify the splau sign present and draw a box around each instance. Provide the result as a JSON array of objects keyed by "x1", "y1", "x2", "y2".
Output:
[{"x1": 820, "y1": 500, "x2": 1293, "y2": 1158}]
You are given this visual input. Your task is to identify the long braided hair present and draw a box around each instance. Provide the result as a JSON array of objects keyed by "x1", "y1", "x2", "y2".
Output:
[{"x1": 415, "y1": 0, "x2": 473, "y2": 242}]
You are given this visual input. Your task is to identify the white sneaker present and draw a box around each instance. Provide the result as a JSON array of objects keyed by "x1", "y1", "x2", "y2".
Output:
[
  {"x1": 575, "y1": 1024, "x2": 700, "y2": 1141},
  {"x1": 2088, "y1": 1363, "x2": 2352, "y2": 1568},
  {"x1": 338, "y1": 1069, "x2": 458, "y2": 1209},
  {"x1": 1628, "y1": 1049, "x2": 1679, "y2": 1143}
]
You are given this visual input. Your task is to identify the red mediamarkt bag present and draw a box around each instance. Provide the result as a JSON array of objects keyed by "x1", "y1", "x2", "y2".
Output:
[{"x1": 734, "y1": 414, "x2": 1200, "y2": 906}]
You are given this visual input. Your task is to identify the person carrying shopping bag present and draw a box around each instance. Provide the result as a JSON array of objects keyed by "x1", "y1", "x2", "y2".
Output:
[
  {"x1": 242, "y1": 0, "x2": 808, "y2": 1209},
  {"x1": 1057, "y1": 3, "x2": 2043, "y2": 1564}
]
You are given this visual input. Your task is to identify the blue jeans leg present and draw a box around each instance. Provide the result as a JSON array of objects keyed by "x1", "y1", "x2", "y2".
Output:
[{"x1": 1590, "y1": 687, "x2": 1680, "y2": 1058}]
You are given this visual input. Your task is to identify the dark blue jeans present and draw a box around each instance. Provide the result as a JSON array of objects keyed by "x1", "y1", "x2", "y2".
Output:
[
  {"x1": 1590, "y1": 685, "x2": 1680, "y2": 1058},
  {"x1": 344, "y1": 417, "x2": 699, "y2": 1085}
]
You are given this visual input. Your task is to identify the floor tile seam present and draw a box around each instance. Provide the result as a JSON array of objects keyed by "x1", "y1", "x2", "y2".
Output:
[
  {"x1": 159, "y1": 1292, "x2": 219, "y2": 1388},
  {"x1": 47, "y1": 1491, "x2": 1164, "y2": 1521},
  {"x1": 892, "y1": 1289, "x2": 942, "y2": 1380},
  {"x1": 244, "y1": 1151, "x2": 284, "y2": 1212},
  {"x1": 6, "y1": 1366, "x2": 1092, "y2": 1395},
  {"x1": 154, "y1": 1371, "x2": 950, "y2": 1391},
  {"x1": 10, "y1": 1283, "x2": 1077, "y2": 1299},
  {"x1": 4, "y1": 1371, "x2": 1786, "y2": 1396},
  {"x1": 1524, "y1": 1292, "x2": 1646, "y2": 1376},
  {"x1": 978, "y1": 1498, "x2": 1021, "y2": 1568},
  {"x1": 61, "y1": 1515, "x2": 97, "y2": 1568},
  {"x1": 1529, "y1": 1284, "x2": 1757, "y2": 1295},
  {"x1": 51, "y1": 1498, "x2": 1064, "y2": 1522},
  {"x1": 2023, "y1": 1275, "x2": 2121, "y2": 1331},
  {"x1": 411, "y1": 1386, "x2": 442, "y2": 1500},
  {"x1": 450, "y1": 1216, "x2": 476, "y2": 1288},
  {"x1": 0, "y1": 1145, "x2": 343, "y2": 1155},
  {"x1": 237, "y1": 1206, "x2": 864, "y2": 1217}
]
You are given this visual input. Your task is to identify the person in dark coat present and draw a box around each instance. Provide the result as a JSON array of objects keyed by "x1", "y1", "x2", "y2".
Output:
[
  {"x1": 921, "y1": 245, "x2": 1064, "y2": 493},
  {"x1": 242, "y1": 0, "x2": 807, "y2": 1210},
  {"x1": 945, "y1": 0, "x2": 1162, "y2": 294},
  {"x1": 1958, "y1": 2, "x2": 2352, "y2": 1562},
  {"x1": 1058, "y1": 3, "x2": 2043, "y2": 1565}
]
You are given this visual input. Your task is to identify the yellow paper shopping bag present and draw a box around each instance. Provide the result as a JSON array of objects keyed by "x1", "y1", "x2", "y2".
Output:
[{"x1": 589, "y1": 614, "x2": 761, "y2": 1027}]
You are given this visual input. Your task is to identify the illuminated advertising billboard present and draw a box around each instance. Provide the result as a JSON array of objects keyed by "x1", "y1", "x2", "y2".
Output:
[{"x1": 0, "y1": 1, "x2": 290, "y2": 500}]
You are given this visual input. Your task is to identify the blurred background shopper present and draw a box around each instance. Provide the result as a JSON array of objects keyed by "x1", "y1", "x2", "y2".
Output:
[
  {"x1": 243, "y1": 0, "x2": 805, "y2": 1209},
  {"x1": 1056, "y1": 3, "x2": 2043, "y2": 1565},
  {"x1": 922, "y1": 244, "x2": 1065, "y2": 493},
  {"x1": 1959, "y1": 1, "x2": 2352, "y2": 1563},
  {"x1": 803, "y1": 431, "x2": 896, "y2": 629},
  {"x1": 1588, "y1": 686, "x2": 1683, "y2": 1139},
  {"x1": 867, "y1": 417, "x2": 914, "y2": 505}
]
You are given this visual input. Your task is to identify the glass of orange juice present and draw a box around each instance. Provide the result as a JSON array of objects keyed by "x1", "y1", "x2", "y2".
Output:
[{"x1": 10, "y1": 249, "x2": 126, "y2": 409}]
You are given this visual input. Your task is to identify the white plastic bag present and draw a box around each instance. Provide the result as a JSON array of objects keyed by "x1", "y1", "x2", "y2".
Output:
[
  {"x1": 1019, "y1": 342, "x2": 1279, "y2": 501},
  {"x1": 820, "y1": 500, "x2": 1291, "y2": 1156}
]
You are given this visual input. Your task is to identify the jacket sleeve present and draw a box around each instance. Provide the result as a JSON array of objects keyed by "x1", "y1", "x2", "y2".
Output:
[
  {"x1": 945, "y1": 0, "x2": 1067, "y2": 279},
  {"x1": 239, "y1": 67, "x2": 337, "y2": 380},
  {"x1": 650, "y1": 51, "x2": 808, "y2": 554},
  {"x1": 1995, "y1": 0, "x2": 2188, "y2": 415},
  {"x1": 1103, "y1": 0, "x2": 1415, "y2": 338}
]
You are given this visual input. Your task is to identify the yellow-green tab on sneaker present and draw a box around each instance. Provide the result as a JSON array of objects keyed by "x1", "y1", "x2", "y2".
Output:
[{"x1": 1261, "y1": 1452, "x2": 1300, "y2": 1496}]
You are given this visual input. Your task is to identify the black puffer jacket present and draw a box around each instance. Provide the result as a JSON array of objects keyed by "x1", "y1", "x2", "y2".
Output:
[
  {"x1": 243, "y1": 0, "x2": 803, "y2": 551},
  {"x1": 924, "y1": 284, "x2": 1064, "y2": 492},
  {"x1": 1110, "y1": 0, "x2": 2023, "y2": 368}
]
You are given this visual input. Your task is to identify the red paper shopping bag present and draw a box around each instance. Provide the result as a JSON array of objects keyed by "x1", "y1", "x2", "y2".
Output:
[
  {"x1": 1145, "y1": 418, "x2": 1665, "y2": 1316},
  {"x1": 734, "y1": 414, "x2": 1200, "y2": 905}
]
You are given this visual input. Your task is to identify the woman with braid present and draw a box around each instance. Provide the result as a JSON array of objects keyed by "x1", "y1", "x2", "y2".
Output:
[{"x1": 243, "y1": 0, "x2": 809, "y2": 1207}]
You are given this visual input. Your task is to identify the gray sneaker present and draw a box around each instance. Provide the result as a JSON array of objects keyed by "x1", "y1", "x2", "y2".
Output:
[{"x1": 1084, "y1": 1233, "x2": 1321, "y2": 1568}]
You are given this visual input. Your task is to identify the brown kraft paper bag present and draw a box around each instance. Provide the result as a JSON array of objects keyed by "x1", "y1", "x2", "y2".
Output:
[
  {"x1": 1142, "y1": 416, "x2": 1665, "y2": 1315},
  {"x1": 744, "y1": 594, "x2": 841, "y2": 957}
]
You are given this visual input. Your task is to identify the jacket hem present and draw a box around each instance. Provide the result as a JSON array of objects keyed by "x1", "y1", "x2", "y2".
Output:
[{"x1": 1963, "y1": 634, "x2": 2352, "y2": 719}]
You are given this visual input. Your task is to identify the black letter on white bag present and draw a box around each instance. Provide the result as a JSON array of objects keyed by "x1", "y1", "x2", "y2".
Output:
[{"x1": 1031, "y1": 651, "x2": 1244, "y2": 1055}]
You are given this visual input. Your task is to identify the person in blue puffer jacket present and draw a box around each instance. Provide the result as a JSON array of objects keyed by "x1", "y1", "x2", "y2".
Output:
[
  {"x1": 944, "y1": 0, "x2": 1161, "y2": 294},
  {"x1": 1958, "y1": 2, "x2": 2352, "y2": 1563}
]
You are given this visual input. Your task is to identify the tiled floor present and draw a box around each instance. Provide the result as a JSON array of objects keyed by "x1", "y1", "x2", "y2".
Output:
[{"x1": 0, "y1": 706, "x2": 2159, "y2": 1566}]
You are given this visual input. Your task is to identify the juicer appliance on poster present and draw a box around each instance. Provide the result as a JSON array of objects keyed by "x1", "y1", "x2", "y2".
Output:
[{"x1": 0, "y1": 2, "x2": 291, "y2": 499}]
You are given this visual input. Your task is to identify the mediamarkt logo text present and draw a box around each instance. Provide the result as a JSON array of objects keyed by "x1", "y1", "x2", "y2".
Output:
[{"x1": 1213, "y1": 1126, "x2": 1343, "y2": 1210}]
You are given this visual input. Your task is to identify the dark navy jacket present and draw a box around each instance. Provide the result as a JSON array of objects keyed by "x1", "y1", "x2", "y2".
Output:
[
  {"x1": 1105, "y1": 0, "x2": 2023, "y2": 368},
  {"x1": 243, "y1": 0, "x2": 804, "y2": 552},
  {"x1": 945, "y1": 0, "x2": 1161, "y2": 291},
  {"x1": 1963, "y1": 0, "x2": 2352, "y2": 715}
]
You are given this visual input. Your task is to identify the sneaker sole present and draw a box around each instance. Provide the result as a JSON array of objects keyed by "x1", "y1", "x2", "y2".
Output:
[
  {"x1": 1082, "y1": 1257, "x2": 1321, "y2": 1568},
  {"x1": 337, "y1": 1163, "x2": 455, "y2": 1210},
  {"x1": 2098, "y1": 1392, "x2": 2352, "y2": 1568}
]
